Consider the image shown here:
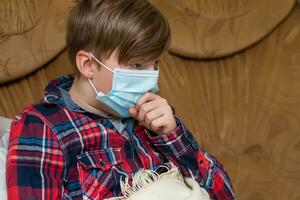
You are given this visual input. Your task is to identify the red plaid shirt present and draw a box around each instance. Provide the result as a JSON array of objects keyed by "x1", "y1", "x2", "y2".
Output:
[{"x1": 6, "y1": 75, "x2": 235, "y2": 200}]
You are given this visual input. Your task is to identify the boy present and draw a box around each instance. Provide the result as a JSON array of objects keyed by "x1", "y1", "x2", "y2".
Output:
[{"x1": 6, "y1": 0, "x2": 235, "y2": 199}]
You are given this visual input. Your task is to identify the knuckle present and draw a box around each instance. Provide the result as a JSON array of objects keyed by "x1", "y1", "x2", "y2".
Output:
[
  {"x1": 145, "y1": 92, "x2": 151, "y2": 97},
  {"x1": 136, "y1": 102, "x2": 141, "y2": 108},
  {"x1": 140, "y1": 105, "x2": 146, "y2": 113},
  {"x1": 151, "y1": 121, "x2": 158, "y2": 129},
  {"x1": 162, "y1": 105, "x2": 170, "y2": 114},
  {"x1": 146, "y1": 115, "x2": 153, "y2": 125},
  {"x1": 144, "y1": 113, "x2": 150, "y2": 121},
  {"x1": 161, "y1": 98, "x2": 168, "y2": 104}
]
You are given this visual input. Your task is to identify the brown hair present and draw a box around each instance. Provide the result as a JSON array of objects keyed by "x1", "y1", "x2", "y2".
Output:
[{"x1": 66, "y1": 0, "x2": 171, "y2": 67}]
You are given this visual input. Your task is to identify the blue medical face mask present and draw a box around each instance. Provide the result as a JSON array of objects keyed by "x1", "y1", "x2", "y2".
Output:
[{"x1": 88, "y1": 53, "x2": 159, "y2": 118}]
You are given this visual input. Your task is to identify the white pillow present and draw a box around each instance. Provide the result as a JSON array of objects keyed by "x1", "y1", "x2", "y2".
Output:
[
  {"x1": 0, "y1": 148, "x2": 7, "y2": 200},
  {"x1": 0, "y1": 128, "x2": 9, "y2": 200},
  {"x1": 106, "y1": 162, "x2": 211, "y2": 200},
  {"x1": 0, "y1": 117, "x2": 12, "y2": 200}
]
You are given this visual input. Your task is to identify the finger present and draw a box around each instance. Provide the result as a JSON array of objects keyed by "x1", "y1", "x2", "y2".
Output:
[
  {"x1": 129, "y1": 107, "x2": 138, "y2": 118},
  {"x1": 138, "y1": 121, "x2": 149, "y2": 129},
  {"x1": 137, "y1": 99, "x2": 159, "y2": 122},
  {"x1": 150, "y1": 115, "x2": 166, "y2": 131},
  {"x1": 136, "y1": 92, "x2": 158, "y2": 111},
  {"x1": 144, "y1": 108, "x2": 164, "y2": 127},
  {"x1": 138, "y1": 120, "x2": 153, "y2": 131}
]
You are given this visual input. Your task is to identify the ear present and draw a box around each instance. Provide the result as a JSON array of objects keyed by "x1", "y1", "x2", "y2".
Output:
[{"x1": 75, "y1": 50, "x2": 94, "y2": 79}]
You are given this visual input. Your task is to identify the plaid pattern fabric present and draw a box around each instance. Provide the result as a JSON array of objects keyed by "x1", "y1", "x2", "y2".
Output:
[{"x1": 6, "y1": 75, "x2": 235, "y2": 200}]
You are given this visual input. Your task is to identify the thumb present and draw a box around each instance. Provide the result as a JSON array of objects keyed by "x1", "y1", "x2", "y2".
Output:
[{"x1": 129, "y1": 107, "x2": 138, "y2": 118}]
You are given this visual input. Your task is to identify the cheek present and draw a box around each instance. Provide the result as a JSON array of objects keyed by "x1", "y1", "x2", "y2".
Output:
[{"x1": 96, "y1": 72, "x2": 113, "y2": 94}]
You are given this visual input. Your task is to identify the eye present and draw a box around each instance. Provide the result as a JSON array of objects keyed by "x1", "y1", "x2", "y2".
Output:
[{"x1": 134, "y1": 63, "x2": 143, "y2": 68}]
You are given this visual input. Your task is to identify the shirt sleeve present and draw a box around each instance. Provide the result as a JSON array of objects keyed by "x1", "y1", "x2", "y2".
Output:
[
  {"x1": 6, "y1": 112, "x2": 66, "y2": 200},
  {"x1": 146, "y1": 116, "x2": 236, "y2": 200}
]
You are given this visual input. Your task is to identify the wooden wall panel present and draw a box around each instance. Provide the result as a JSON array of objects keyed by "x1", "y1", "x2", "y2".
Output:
[
  {"x1": 1, "y1": 6, "x2": 300, "y2": 200},
  {"x1": 157, "y1": 7, "x2": 300, "y2": 200},
  {"x1": 0, "y1": 50, "x2": 74, "y2": 117}
]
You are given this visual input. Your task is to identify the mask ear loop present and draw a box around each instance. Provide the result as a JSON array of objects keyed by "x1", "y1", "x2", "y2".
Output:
[
  {"x1": 88, "y1": 53, "x2": 112, "y2": 96},
  {"x1": 87, "y1": 55, "x2": 99, "y2": 95},
  {"x1": 88, "y1": 79, "x2": 98, "y2": 94},
  {"x1": 89, "y1": 53, "x2": 114, "y2": 73}
]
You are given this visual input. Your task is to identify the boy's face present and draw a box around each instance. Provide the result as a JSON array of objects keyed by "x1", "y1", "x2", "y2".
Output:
[{"x1": 91, "y1": 50, "x2": 159, "y2": 95}]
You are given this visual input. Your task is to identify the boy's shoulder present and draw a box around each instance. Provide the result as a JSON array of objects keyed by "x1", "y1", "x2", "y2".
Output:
[
  {"x1": 12, "y1": 99, "x2": 84, "y2": 152},
  {"x1": 13, "y1": 98, "x2": 76, "y2": 138},
  {"x1": 17, "y1": 98, "x2": 65, "y2": 122}
]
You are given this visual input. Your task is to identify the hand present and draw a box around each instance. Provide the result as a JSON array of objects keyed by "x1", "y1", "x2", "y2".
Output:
[{"x1": 129, "y1": 92, "x2": 177, "y2": 135}]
